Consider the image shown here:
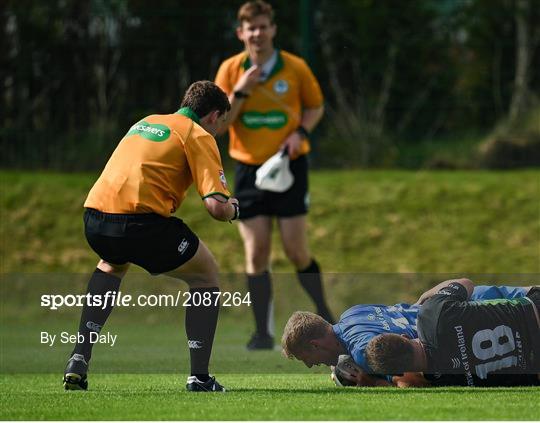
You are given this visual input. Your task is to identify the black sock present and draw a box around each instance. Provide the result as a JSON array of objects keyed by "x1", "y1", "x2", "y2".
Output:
[
  {"x1": 72, "y1": 268, "x2": 122, "y2": 361},
  {"x1": 185, "y1": 287, "x2": 220, "y2": 377},
  {"x1": 247, "y1": 271, "x2": 272, "y2": 336},
  {"x1": 297, "y1": 259, "x2": 335, "y2": 323}
]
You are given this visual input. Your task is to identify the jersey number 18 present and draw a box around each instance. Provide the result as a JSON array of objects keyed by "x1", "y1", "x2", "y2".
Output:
[{"x1": 472, "y1": 325, "x2": 517, "y2": 378}]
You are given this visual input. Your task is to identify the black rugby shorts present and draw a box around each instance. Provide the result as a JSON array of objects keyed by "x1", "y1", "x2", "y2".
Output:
[
  {"x1": 84, "y1": 208, "x2": 199, "y2": 274},
  {"x1": 234, "y1": 154, "x2": 309, "y2": 219}
]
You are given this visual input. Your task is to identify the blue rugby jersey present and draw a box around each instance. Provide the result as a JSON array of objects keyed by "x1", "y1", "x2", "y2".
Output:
[
  {"x1": 470, "y1": 285, "x2": 528, "y2": 300},
  {"x1": 332, "y1": 303, "x2": 418, "y2": 374}
]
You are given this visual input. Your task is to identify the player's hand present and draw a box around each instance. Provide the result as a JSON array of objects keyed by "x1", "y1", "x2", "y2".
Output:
[
  {"x1": 331, "y1": 365, "x2": 388, "y2": 387},
  {"x1": 282, "y1": 131, "x2": 303, "y2": 160},
  {"x1": 203, "y1": 195, "x2": 239, "y2": 222},
  {"x1": 330, "y1": 365, "x2": 358, "y2": 386},
  {"x1": 234, "y1": 65, "x2": 262, "y2": 94}
]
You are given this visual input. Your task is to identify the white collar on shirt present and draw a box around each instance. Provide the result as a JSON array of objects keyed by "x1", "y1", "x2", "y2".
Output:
[{"x1": 259, "y1": 49, "x2": 278, "y2": 81}]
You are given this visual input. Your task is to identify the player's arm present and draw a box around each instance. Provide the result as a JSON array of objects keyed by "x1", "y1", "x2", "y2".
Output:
[
  {"x1": 415, "y1": 278, "x2": 474, "y2": 305},
  {"x1": 282, "y1": 58, "x2": 325, "y2": 157},
  {"x1": 184, "y1": 130, "x2": 239, "y2": 222},
  {"x1": 282, "y1": 105, "x2": 324, "y2": 159},
  {"x1": 363, "y1": 374, "x2": 393, "y2": 387},
  {"x1": 392, "y1": 372, "x2": 432, "y2": 388},
  {"x1": 331, "y1": 365, "x2": 393, "y2": 387},
  {"x1": 331, "y1": 355, "x2": 393, "y2": 387},
  {"x1": 215, "y1": 65, "x2": 262, "y2": 136},
  {"x1": 334, "y1": 348, "x2": 428, "y2": 388},
  {"x1": 203, "y1": 195, "x2": 239, "y2": 222},
  {"x1": 299, "y1": 106, "x2": 325, "y2": 133},
  {"x1": 357, "y1": 373, "x2": 393, "y2": 387}
]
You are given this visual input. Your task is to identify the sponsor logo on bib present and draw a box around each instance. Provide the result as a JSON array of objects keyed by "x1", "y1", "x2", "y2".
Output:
[
  {"x1": 241, "y1": 111, "x2": 288, "y2": 129},
  {"x1": 127, "y1": 121, "x2": 171, "y2": 142}
]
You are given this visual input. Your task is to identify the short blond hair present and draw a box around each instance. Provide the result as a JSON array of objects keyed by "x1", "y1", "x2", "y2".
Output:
[{"x1": 281, "y1": 311, "x2": 330, "y2": 359}]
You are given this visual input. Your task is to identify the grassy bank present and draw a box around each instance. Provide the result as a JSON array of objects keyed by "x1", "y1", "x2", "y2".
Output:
[{"x1": 1, "y1": 169, "x2": 538, "y2": 275}]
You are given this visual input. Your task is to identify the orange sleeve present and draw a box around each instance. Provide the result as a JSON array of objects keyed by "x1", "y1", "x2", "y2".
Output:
[
  {"x1": 215, "y1": 60, "x2": 233, "y2": 95},
  {"x1": 298, "y1": 60, "x2": 324, "y2": 108},
  {"x1": 184, "y1": 132, "x2": 231, "y2": 200}
]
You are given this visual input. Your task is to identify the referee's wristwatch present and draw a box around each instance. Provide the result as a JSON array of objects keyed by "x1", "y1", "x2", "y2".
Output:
[
  {"x1": 234, "y1": 90, "x2": 249, "y2": 99},
  {"x1": 296, "y1": 125, "x2": 310, "y2": 138}
]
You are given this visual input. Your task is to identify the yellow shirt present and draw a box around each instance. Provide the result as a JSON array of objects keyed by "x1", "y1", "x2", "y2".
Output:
[
  {"x1": 84, "y1": 109, "x2": 231, "y2": 217},
  {"x1": 215, "y1": 50, "x2": 323, "y2": 165}
]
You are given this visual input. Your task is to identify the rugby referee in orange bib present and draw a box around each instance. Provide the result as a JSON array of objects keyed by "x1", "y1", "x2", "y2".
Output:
[
  {"x1": 215, "y1": 0, "x2": 334, "y2": 350},
  {"x1": 63, "y1": 81, "x2": 238, "y2": 392}
]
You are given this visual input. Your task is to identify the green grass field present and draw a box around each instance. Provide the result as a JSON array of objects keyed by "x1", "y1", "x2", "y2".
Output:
[
  {"x1": 1, "y1": 169, "x2": 539, "y2": 420},
  {"x1": 2, "y1": 374, "x2": 539, "y2": 420},
  {"x1": 2, "y1": 317, "x2": 539, "y2": 420}
]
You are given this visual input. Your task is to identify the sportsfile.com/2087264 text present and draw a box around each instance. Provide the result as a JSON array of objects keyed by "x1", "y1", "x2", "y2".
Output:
[{"x1": 40, "y1": 291, "x2": 251, "y2": 310}]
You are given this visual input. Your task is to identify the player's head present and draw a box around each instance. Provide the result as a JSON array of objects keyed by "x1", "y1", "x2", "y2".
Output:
[
  {"x1": 365, "y1": 333, "x2": 417, "y2": 374},
  {"x1": 180, "y1": 81, "x2": 231, "y2": 135},
  {"x1": 236, "y1": 1, "x2": 276, "y2": 55},
  {"x1": 281, "y1": 311, "x2": 338, "y2": 367}
]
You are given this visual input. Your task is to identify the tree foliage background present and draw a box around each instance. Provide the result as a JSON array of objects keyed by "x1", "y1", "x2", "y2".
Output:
[{"x1": 2, "y1": 0, "x2": 539, "y2": 170}]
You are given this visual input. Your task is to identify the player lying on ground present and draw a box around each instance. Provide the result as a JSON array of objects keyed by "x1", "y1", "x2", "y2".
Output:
[
  {"x1": 281, "y1": 282, "x2": 536, "y2": 386},
  {"x1": 63, "y1": 81, "x2": 238, "y2": 392},
  {"x1": 365, "y1": 279, "x2": 539, "y2": 387}
]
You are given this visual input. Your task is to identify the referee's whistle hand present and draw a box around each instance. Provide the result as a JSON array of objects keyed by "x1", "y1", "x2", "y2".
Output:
[
  {"x1": 234, "y1": 65, "x2": 262, "y2": 94},
  {"x1": 282, "y1": 132, "x2": 303, "y2": 160}
]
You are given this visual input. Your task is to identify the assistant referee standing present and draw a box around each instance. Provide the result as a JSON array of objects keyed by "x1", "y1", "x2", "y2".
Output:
[{"x1": 215, "y1": 0, "x2": 334, "y2": 350}]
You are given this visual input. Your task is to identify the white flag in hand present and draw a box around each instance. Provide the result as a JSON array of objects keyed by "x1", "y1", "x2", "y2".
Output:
[{"x1": 255, "y1": 150, "x2": 294, "y2": 193}]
